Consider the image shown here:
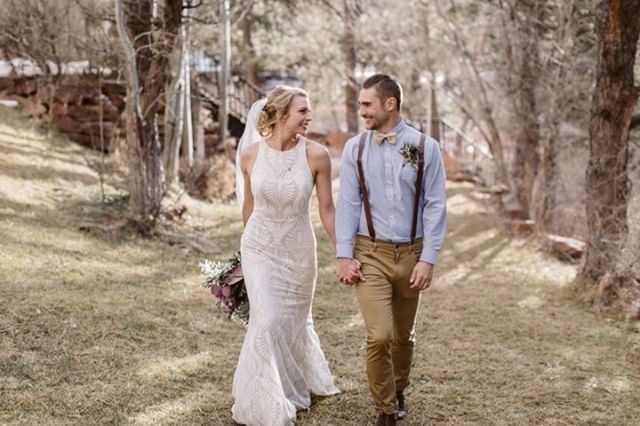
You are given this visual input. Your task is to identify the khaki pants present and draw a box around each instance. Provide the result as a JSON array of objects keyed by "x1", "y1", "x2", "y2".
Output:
[{"x1": 353, "y1": 235, "x2": 422, "y2": 415}]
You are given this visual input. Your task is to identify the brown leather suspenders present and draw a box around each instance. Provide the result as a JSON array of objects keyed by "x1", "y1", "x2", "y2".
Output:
[
  {"x1": 411, "y1": 134, "x2": 426, "y2": 244},
  {"x1": 356, "y1": 132, "x2": 426, "y2": 244},
  {"x1": 357, "y1": 132, "x2": 376, "y2": 241}
]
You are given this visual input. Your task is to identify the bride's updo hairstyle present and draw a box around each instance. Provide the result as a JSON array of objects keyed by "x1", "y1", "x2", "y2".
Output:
[{"x1": 257, "y1": 85, "x2": 309, "y2": 137}]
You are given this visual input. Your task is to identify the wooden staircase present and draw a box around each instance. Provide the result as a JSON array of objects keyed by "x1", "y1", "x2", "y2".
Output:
[{"x1": 197, "y1": 71, "x2": 264, "y2": 140}]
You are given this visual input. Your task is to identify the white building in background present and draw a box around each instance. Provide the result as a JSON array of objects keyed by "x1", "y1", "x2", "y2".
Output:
[{"x1": 0, "y1": 59, "x2": 111, "y2": 78}]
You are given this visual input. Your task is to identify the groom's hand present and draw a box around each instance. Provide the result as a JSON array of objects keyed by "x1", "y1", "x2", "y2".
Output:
[
  {"x1": 336, "y1": 258, "x2": 365, "y2": 285},
  {"x1": 350, "y1": 259, "x2": 365, "y2": 283},
  {"x1": 410, "y1": 261, "x2": 434, "y2": 290}
]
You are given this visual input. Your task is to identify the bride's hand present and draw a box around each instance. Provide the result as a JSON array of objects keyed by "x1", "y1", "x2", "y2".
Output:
[{"x1": 336, "y1": 258, "x2": 365, "y2": 285}]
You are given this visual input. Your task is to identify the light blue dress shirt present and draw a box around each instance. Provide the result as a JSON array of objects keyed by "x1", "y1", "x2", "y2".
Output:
[{"x1": 336, "y1": 120, "x2": 447, "y2": 265}]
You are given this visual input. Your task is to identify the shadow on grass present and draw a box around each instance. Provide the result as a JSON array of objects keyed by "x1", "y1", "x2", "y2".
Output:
[
  {"x1": 0, "y1": 197, "x2": 113, "y2": 231},
  {"x1": 446, "y1": 183, "x2": 492, "y2": 204},
  {"x1": 0, "y1": 157, "x2": 99, "y2": 186},
  {"x1": 1, "y1": 190, "x2": 234, "y2": 262},
  {"x1": 0, "y1": 135, "x2": 91, "y2": 167},
  {"x1": 0, "y1": 129, "x2": 47, "y2": 143}
]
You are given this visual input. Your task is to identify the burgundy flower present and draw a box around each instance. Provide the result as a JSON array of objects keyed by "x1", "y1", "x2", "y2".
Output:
[
  {"x1": 222, "y1": 265, "x2": 244, "y2": 286},
  {"x1": 211, "y1": 286, "x2": 223, "y2": 298},
  {"x1": 222, "y1": 286, "x2": 232, "y2": 297}
]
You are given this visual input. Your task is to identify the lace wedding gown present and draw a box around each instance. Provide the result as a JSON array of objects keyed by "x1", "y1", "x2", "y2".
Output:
[{"x1": 232, "y1": 139, "x2": 339, "y2": 425}]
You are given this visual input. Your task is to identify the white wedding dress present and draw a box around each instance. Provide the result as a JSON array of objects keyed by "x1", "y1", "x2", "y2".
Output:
[{"x1": 232, "y1": 138, "x2": 339, "y2": 425}]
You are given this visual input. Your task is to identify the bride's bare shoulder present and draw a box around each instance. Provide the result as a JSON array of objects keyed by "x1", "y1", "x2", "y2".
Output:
[
  {"x1": 303, "y1": 137, "x2": 330, "y2": 160},
  {"x1": 240, "y1": 141, "x2": 261, "y2": 173},
  {"x1": 240, "y1": 141, "x2": 260, "y2": 161}
]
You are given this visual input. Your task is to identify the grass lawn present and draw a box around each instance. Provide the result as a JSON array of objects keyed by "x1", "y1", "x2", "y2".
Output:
[{"x1": 1, "y1": 106, "x2": 639, "y2": 425}]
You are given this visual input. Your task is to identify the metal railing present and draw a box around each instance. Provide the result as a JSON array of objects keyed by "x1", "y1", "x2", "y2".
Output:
[
  {"x1": 418, "y1": 117, "x2": 497, "y2": 186},
  {"x1": 438, "y1": 118, "x2": 492, "y2": 160},
  {"x1": 195, "y1": 54, "x2": 264, "y2": 124}
]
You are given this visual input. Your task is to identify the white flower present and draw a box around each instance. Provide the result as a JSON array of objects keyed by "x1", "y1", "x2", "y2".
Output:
[{"x1": 199, "y1": 259, "x2": 233, "y2": 286}]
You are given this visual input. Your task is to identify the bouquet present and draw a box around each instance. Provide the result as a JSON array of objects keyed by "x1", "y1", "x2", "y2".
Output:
[{"x1": 199, "y1": 251, "x2": 249, "y2": 325}]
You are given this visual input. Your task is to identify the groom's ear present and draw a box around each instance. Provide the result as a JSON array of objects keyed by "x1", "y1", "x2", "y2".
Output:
[{"x1": 384, "y1": 97, "x2": 397, "y2": 112}]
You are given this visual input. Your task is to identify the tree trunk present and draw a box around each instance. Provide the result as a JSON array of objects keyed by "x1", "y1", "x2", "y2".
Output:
[
  {"x1": 421, "y1": 5, "x2": 440, "y2": 141},
  {"x1": 238, "y1": 12, "x2": 260, "y2": 86},
  {"x1": 408, "y1": 69, "x2": 422, "y2": 124},
  {"x1": 483, "y1": 109, "x2": 510, "y2": 187},
  {"x1": 511, "y1": 0, "x2": 542, "y2": 220},
  {"x1": 535, "y1": 113, "x2": 558, "y2": 233},
  {"x1": 163, "y1": 79, "x2": 184, "y2": 186},
  {"x1": 192, "y1": 73, "x2": 205, "y2": 160},
  {"x1": 424, "y1": 76, "x2": 432, "y2": 136},
  {"x1": 218, "y1": 0, "x2": 231, "y2": 155},
  {"x1": 182, "y1": 33, "x2": 194, "y2": 166},
  {"x1": 581, "y1": 0, "x2": 640, "y2": 282},
  {"x1": 343, "y1": 0, "x2": 358, "y2": 133},
  {"x1": 163, "y1": 19, "x2": 186, "y2": 186},
  {"x1": 534, "y1": 1, "x2": 574, "y2": 234},
  {"x1": 115, "y1": 0, "x2": 182, "y2": 234},
  {"x1": 429, "y1": 80, "x2": 440, "y2": 141}
]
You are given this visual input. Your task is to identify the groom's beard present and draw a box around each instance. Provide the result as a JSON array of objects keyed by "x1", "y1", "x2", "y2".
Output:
[
  {"x1": 362, "y1": 116, "x2": 377, "y2": 130},
  {"x1": 363, "y1": 112, "x2": 389, "y2": 131}
]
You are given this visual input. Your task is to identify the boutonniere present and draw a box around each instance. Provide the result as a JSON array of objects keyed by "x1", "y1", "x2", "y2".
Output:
[{"x1": 399, "y1": 142, "x2": 423, "y2": 170}]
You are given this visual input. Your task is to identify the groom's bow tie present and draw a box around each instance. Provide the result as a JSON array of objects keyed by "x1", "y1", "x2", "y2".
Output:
[{"x1": 373, "y1": 132, "x2": 397, "y2": 145}]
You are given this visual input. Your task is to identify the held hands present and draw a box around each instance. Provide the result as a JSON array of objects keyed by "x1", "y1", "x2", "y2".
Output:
[
  {"x1": 410, "y1": 261, "x2": 434, "y2": 290},
  {"x1": 336, "y1": 258, "x2": 433, "y2": 289},
  {"x1": 336, "y1": 258, "x2": 365, "y2": 286}
]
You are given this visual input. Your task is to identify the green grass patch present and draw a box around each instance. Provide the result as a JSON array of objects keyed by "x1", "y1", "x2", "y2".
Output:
[{"x1": 1, "y1": 108, "x2": 639, "y2": 425}]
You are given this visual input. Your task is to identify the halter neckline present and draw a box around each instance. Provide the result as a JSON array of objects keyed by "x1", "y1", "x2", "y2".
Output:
[{"x1": 263, "y1": 138, "x2": 301, "y2": 153}]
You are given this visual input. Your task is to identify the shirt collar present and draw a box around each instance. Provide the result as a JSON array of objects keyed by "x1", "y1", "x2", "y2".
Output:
[{"x1": 374, "y1": 119, "x2": 406, "y2": 137}]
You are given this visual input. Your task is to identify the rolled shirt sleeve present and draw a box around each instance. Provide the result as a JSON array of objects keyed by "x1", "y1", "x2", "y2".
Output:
[
  {"x1": 420, "y1": 139, "x2": 447, "y2": 265},
  {"x1": 335, "y1": 139, "x2": 362, "y2": 259}
]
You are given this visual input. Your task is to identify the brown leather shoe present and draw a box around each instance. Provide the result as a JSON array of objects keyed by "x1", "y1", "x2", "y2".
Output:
[
  {"x1": 376, "y1": 413, "x2": 397, "y2": 426},
  {"x1": 396, "y1": 391, "x2": 407, "y2": 420}
]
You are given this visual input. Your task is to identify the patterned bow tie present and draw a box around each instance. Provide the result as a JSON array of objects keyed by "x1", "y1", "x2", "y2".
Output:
[{"x1": 373, "y1": 132, "x2": 397, "y2": 145}]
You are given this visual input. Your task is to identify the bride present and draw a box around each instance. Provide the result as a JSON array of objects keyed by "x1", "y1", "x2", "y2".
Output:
[{"x1": 232, "y1": 85, "x2": 340, "y2": 425}]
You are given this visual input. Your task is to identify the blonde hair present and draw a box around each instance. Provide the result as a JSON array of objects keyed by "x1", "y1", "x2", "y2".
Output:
[{"x1": 257, "y1": 85, "x2": 309, "y2": 137}]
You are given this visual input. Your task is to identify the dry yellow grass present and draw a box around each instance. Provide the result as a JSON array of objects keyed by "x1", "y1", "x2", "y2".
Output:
[{"x1": 1, "y1": 106, "x2": 639, "y2": 425}]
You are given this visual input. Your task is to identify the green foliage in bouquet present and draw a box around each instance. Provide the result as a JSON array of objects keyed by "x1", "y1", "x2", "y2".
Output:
[{"x1": 200, "y1": 251, "x2": 249, "y2": 326}]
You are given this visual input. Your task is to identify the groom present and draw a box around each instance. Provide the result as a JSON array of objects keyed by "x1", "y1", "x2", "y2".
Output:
[{"x1": 335, "y1": 74, "x2": 447, "y2": 425}]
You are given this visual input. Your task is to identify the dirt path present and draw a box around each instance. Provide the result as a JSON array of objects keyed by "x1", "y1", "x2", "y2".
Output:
[{"x1": 1, "y1": 109, "x2": 639, "y2": 425}]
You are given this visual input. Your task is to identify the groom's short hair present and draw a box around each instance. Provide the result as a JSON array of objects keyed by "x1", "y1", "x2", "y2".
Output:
[{"x1": 362, "y1": 74, "x2": 402, "y2": 111}]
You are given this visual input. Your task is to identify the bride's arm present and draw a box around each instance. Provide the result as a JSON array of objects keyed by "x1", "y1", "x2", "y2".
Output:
[
  {"x1": 241, "y1": 145, "x2": 257, "y2": 226},
  {"x1": 311, "y1": 143, "x2": 337, "y2": 249}
]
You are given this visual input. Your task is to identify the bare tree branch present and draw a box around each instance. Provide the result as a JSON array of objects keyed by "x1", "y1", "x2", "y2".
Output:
[
  {"x1": 184, "y1": 0, "x2": 203, "y2": 9},
  {"x1": 114, "y1": 0, "x2": 143, "y2": 122},
  {"x1": 316, "y1": 0, "x2": 344, "y2": 19},
  {"x1": 231, "y1": 0, "x2": 255, "y2": 25}
]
